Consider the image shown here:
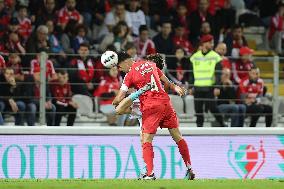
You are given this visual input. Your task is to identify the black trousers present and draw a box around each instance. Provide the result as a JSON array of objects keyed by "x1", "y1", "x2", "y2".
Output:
[
  {"x1": 246, "y1": 104, "x2": 272, "y2": 127},
  {"x1": 55, "y1": 104, "x2": 77, "y2": 126},
  {"x1": 193, "y1": 87, "x2": 224, "y2": 127}
]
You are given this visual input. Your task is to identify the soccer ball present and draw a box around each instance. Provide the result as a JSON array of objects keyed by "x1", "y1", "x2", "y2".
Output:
[{"x1": 101, "y1": 51, "x2": 118, "y2": 68}]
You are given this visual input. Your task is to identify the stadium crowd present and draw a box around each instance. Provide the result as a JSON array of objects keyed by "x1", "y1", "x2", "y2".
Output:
[{"x1": 0, "y1": 0, "x2": 280, "y2": 126}]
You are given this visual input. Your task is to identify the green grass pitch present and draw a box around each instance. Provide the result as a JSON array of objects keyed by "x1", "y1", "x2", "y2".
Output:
[{"x1": 0, "y1": 179, "x2": 283, "y2": 189}]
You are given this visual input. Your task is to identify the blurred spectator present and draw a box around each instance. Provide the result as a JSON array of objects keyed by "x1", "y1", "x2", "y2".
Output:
[
  {"x1": 93, "y1": 67, "x2": 121, "y2": 126},
  {"x1": 0, "y1": 0, "x2": 10, "y2": 38},
  {"x1": 45, "y1": 19, "x2": 66, "y2": 62},
  {"x1": 20, "y1": 68, "x2": 56, "y2": 126},
  {"x1": 224, "y1": 24, "x2": 248, "y2": 57},
  {"x1": 127, "y1": 0, "x2": 146, "y2": 36},
  {"x1": 134, "y1": 25, "x2": 156, "y2": 57},
  {"x1": 153, "y1": 20, "x2": 174, "y2": 55},
  {"x1": 167, "y1": 47, "x2": 190, "y2": 85},
  {"x1": 172, "y1": 3, "x2": 189, "y2": 36},
  {"x1": 60, "y1": 19, "x2": 77, "y2": 55},
  {"x1": 35, "y1": 0, "x2": 58, "y2": 26},
  {"x1": 0, "y1": 67, "x2": 26, "y2": 125},
  {"x1": 188, "y1": 0, "x2": 215, "y2": 45},
  {"x1": 50, "y1": 70, "x2": 78, "y2": 126},
  {"x1": 232, "y1": 46, "x2": 255, "y2": 84},
  {"x1": 26, "y1": 25, "x2": 49, "y2": 53},
  {"x1": 6, "y1": 53, "x2": 24, "y2": 80},
  {"x1": 239, "y1": 67, "x2": 272, "y2": 127},
  {"x1": 16, "y1": 5, "x2": 32, "y2": 42},
  {"x1": 4, "y1": 31, "x2": 26, "y2": 54},
  {"x1": 104, "y1": 1, "x2": 132, "y2": 34},
  {"x1": 0, "y1": 54, "x2": 5, "y2": 73},
  {"x1": 148, "y1": 0, "x2": 168, "y2": 31},
  {"x1": 57, "y1": 0, "x2": 82, "y2": 30},
  {"x1": 268, "y1": 2, "x2": 284, "y2": 54},
  {"x1": 99, "y1": 21, "x2": 133, "y2": 52},
  {"x1": 30, "y1": 52, "x2": 57, "y2": 81},
  {"x1": 217, "y1": 68, "x2": 246, "y2": 127},
  {"x1": 124, "y1": 42, "x2": 137, "y2": 59},
  {"x1": 215, "y1": 42, "x2": 231, "y2": 69},
  {"x1": 72, "y1": 24, "x2": 89, "y2": 53},
  {"x1": 69, "y1": 43, "x2": 94, "y2": 95},
  {"x1": 172, "y1": 23, "x2": 194, "y2": 54}
]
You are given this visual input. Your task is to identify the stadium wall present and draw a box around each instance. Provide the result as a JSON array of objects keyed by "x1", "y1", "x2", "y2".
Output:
[{"x1": 0, "y1": 127, "x2": 284, "y2": 179}]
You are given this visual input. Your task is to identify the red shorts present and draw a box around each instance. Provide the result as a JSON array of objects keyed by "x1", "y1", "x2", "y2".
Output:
[{"x1": 141, "y1": 100, "x2": 179, "y2": 134}]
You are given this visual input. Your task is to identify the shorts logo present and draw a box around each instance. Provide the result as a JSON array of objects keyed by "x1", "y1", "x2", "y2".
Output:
[
  {"x1": 227, "y1": 141, "x2": 265, "y2": 179},
  {"x1": 277, "y1": 136, "x2": 284, "y2": 173}
]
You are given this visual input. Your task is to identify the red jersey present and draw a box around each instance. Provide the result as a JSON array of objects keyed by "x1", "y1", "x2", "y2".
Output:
[
  {"x1": 30, "y1": 59, "x2": 55, "y2": 79},
  {"x1": 221, "y1": 57, "x2": 231, "y2": 69},
  {"x1": 50, "y1": 80, "x2": 72, "y2": 104},
  {"x1": 239, "y1": 78, "x2": 264, "y2": 97},
  {"x1": 58, "y1": 6, "x2": 81, "y2": 26},
  {"x1": 70, "y1": 58, "x2": 94, "y2": 83},
  {"x1": 6, "y1": 61, "x2": 23, "y2": 75},
  {"x1": 172, "y1": 36, "x2": 194, "y2": 54},
  {"x1": 93, "y1": 75, "x2": 120, "y2": 105},
  {"x1": 232, "y1": 60, "x2": 255, "y2": 84},
  {"x1": 121, "y1": 60, "x2": 170, "y2": 109},
  {"x1": 0, "y1": 55, "x2": 6, "y2": 73},
  {"x1": 17, "y1": 17, "x2": 32, "y2": 41},
  {"x1": 134, "y1": 38, "x2": 156, "y2": 57}
]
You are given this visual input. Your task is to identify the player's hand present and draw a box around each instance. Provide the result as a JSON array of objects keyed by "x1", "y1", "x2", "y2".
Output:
[
  {"x1": 174, "y1": 85, "x2": 186, "y2": 97},
  {"x1": 214, "y1": 88, "x2": 220, "y2": 97}
]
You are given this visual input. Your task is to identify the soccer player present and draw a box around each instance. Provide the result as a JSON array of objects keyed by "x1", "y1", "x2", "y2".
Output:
[{"x1": 112, "y1": 52, "x2": 195, "y2": 180}]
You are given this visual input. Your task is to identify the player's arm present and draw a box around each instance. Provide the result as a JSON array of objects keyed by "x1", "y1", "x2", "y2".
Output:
[
  {"x1": 159, "y1": 73, "x2": 186, "y2": 96},
  {"x1": 112, "y1": 90, "x2": 127, "y2": 106}
]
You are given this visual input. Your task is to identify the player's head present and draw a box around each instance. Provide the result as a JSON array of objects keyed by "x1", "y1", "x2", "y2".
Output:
[
  {"x1": 117, "y1": 51, "x2": 133, "y2": 73},
  {"x1": 144, "y1": 53, "x2": 165, "y2": 70}
]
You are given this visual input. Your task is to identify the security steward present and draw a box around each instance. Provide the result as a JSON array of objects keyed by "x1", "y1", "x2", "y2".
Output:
[{"x1": 188, "y1": 34, "x2": 226, "y2": 127}]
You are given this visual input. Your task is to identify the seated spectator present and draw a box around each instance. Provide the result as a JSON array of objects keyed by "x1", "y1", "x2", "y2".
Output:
[
  {"x1": 215, "y1": 42, "x2": 231, "y2": 69},
  {"x1": 153, "y1": 20, "x2": 174, "y2": 55},
  {"x1": 72, "y1": 24, "x2": 89, "y2": 53},
  {"x1": 69, "y1": 43, "x2": 94, "y2": 95},
  {"x1": 50, "y1": 70, "x2": 78, "y2": 126},
  {"x1": 232, "y1": 46, "x2": 255, "y2": 84},
  {"x1": 57, "y1": 0, "x2": 82, "y2": 30},
  {"x1": 124, "y1": 42, "x2": 138, "y2": 59},
  {"x1": 166, "y1": 47, "x2": 190, "y2": 85},
  {"x1": 93, "y1": 67, "x2": 121, "y2": 126},
  {"x1": 134, "y1": 25, "x2": 156, "y2": 57},
  {"x1": 239, "y1": 67, "x2": 272, "y2": 127},
  {"x1": 268, "y1": 2, "x2": 284, "y2": 54},
  {"x1": 172, "y1": 23, "x2": 193, "y2": 54},
  {"x1": 60, "y1": 19, "x2": 77, "y2": 55},
  {"x1": 127, "y1": 0, "x2": 146, "y2": 36},
  {"x1": 217, "y1": 68, "x2": 246, "y2": 127},
  {"x1": 4, "y1": 32, "x2": 26, "y2": 54},
  {"x1": 0, "y1": 0, "x2": 10, "y2": 38},
  {"x1": 16, "y1": 5, "x2": 32, "y2": 43},
  {"x1": 188, "y1": 0, "x2": 215, "y2": 45},
  {"x1": 172, "y1": 3, "x2": 190, "y2": 36},
  {"x1": 20, "y1": 68, "x2": 56, "y2": 126},
  {"x1": 224, "y1": 24, "x2": 248, "y2": 57},
  {"x1": 35, "y1": 0, "x2": 58, "y2": 26},
  {"x1": 103, "y1": 1, "x2": 132, "y2": 34},
  {"x1": 0, "y1": 54, "x2": 6, "y2": 74},
  {"x1": 30, "y1": 53, "x2": 57, "y2": 81},
  {"x1": 0, "y1": 68, "x2": 26, "y2": 125},
  {"x1": 99, "y1": 21, "x2": 133, "y2": 52},
  {"x1": 6, "y1": 53, "x2": 24, "y2": 80}
]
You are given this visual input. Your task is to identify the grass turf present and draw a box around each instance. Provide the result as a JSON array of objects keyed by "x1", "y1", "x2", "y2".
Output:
[{"x1": 0, "y1": 179, "x2": 283, "y2": 189}]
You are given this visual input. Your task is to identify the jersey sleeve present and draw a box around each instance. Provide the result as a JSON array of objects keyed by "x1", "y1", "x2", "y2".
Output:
[
  {"x1": 120, "y1": 71, "x2": 133, "y2": 92},
  {"x1": 157, "y1": 68, "x2": 164, "y2": 78}
]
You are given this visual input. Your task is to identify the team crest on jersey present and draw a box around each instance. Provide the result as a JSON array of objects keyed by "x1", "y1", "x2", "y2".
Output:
[{"x1": 227, "y1": 141, "x2": 265, "y2": 179}]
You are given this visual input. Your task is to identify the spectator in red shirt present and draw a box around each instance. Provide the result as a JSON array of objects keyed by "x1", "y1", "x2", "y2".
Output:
[
  {"x1": 173, "y1": 23, "x2": 194, "y2": 54},
  {"x1": 239, "y1": 67, "x2": 272, "y2": 127},
  {"x1": 0, "y1": 54, "x2": 5, "y2": 74},
  {"x1": 134, "y1": 25, "x2": 156, "y2": 57},
  {"x1": 57, "y1": 0, "x2": 82, "y2": 30},
  {"x1": 69, "y1": 43, "x2": 94, "y2": 95},
  {"x1": 173, "y1": 3, "x2": 189, "y2": 35},
  {"x1": 16, "y1": 5, "x2": 32, "y2": 43},
  {"x1": 0, "y1": 0, "x2": 10, "y2": 38},
  {"x1": 50, "y1": 70, "x2": 78, "y2": 126},
  {"x1": 35, "y1": 0, "x2": 58, "y2": 26},
  {"x1": 94, "y1": 67, "x2": 121, "y2": 126},
  {"x1": 215, "y1": 42, "x2": 231, "y2": 69},
  {"x1": 30, "y1": 53, "x2": 57, "y2": 81},
  {"x1": 232, "y1": 46, "x2": 255, "y2": 84},
  {"x1": 224, "y1": 24, "x2": 248, "y2": 57},
  {"x1": 268, "y1": 2, "x2": 284, "y2": 54}
]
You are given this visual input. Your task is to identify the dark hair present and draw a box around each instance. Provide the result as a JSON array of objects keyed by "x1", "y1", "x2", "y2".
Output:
[
  {"x1": 117, "y1": 51, "x2": 131, "y2": 64},
  {"x1": 232, "y1": 24, "x2": 242, "y2": 31},
  {"x1": 124, "y1": 42, "x2": 136, "y2": 51},
  {"x1": 79, "y1": 42, "x2": 90, "y2": 49},
  {"x1": 144, "y1": 53, "x2": 165, "y2": 70},
  {"x1": 115, "y1": 0, "x2": 125, "y2": 6},
  {"x1": 139, "y1": 25, "x2": 148, "y2": 34},
  {"x1": 75, "y1": 24, "x2": 88, "y2": 35}
]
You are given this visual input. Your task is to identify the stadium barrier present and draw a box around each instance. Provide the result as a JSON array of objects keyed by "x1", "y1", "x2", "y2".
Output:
[{"x1": 0, "y1": 127, "x2": 283, "y2": 179}]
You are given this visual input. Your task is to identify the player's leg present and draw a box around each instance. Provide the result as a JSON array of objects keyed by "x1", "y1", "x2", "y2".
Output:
[{"x1": 141, "y1": 132, "x2": 156, "y2": 179}]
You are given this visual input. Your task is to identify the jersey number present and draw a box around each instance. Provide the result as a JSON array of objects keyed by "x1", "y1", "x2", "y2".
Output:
[{"x1": 150, "y1": 74, "x2": 159, "y2": 92}]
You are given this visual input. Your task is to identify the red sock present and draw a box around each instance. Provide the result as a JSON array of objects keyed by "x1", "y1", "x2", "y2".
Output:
[
  {"x1": 177, "y1": 139, "x2": 192, "y2": 167},
  {"x1": 142, "y1": 142, "x2": 154, "y2": 176}
]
